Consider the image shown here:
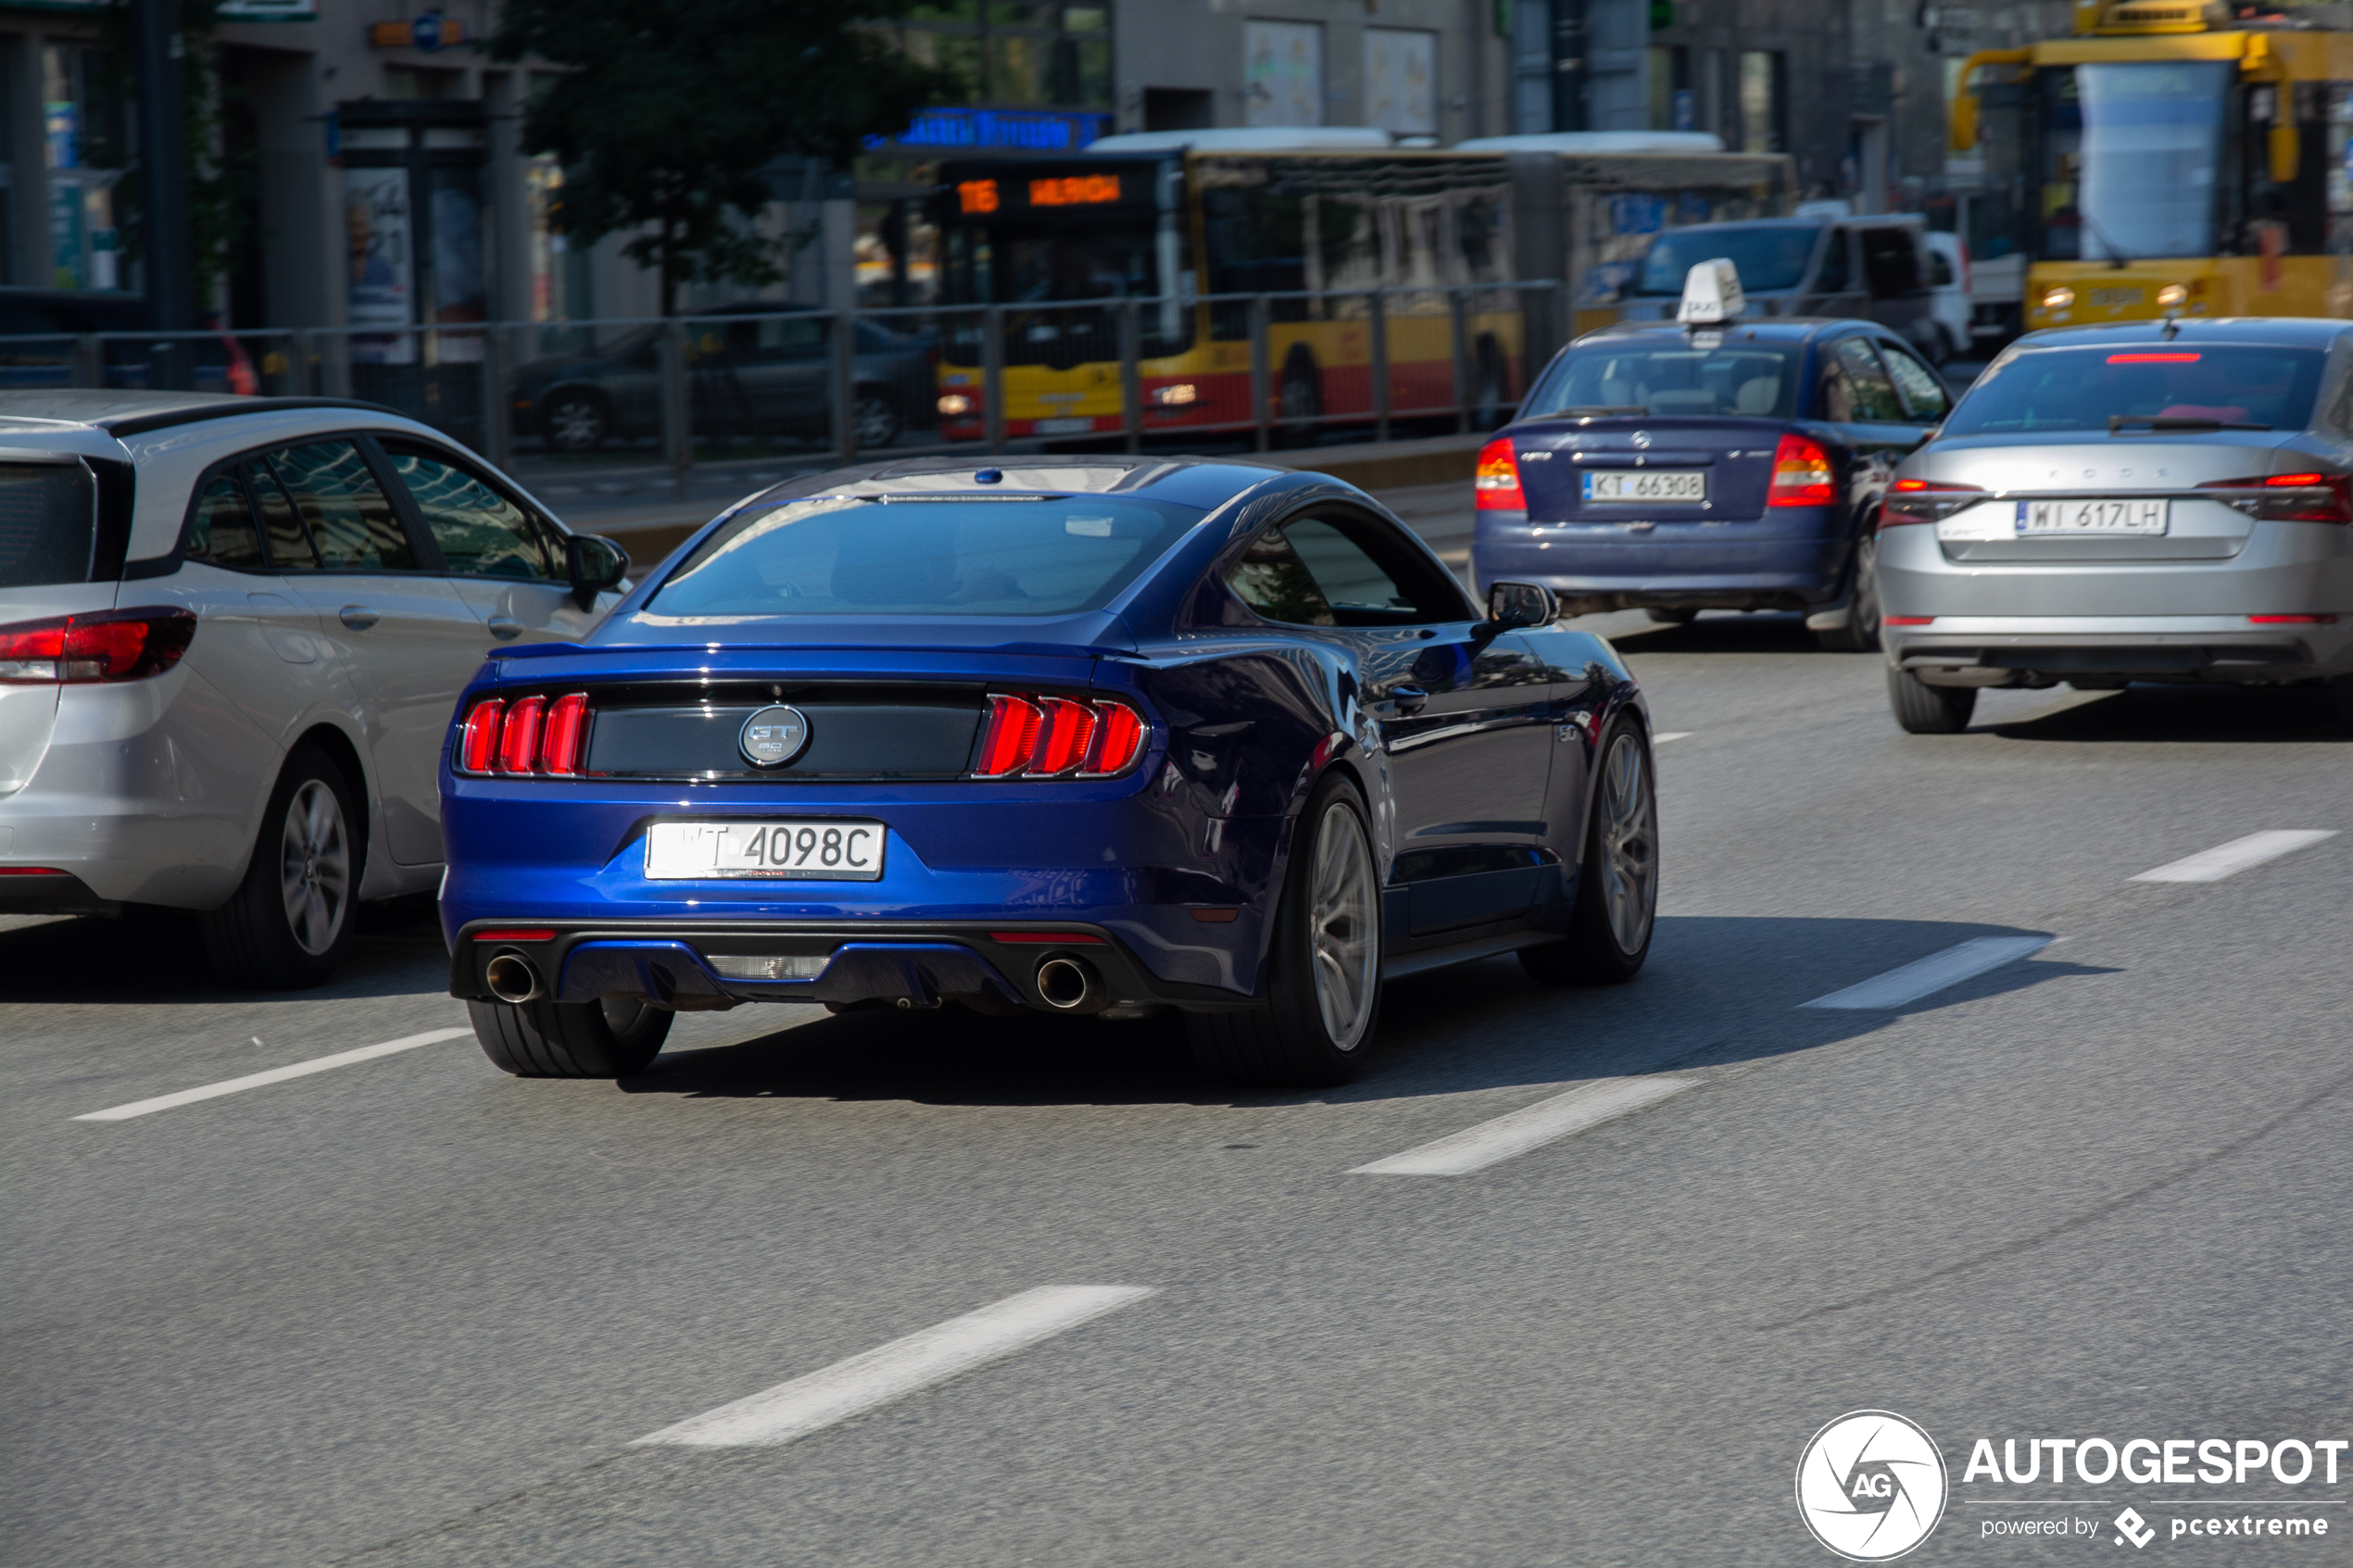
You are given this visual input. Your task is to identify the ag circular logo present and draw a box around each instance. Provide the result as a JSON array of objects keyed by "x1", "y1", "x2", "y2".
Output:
[
  {"x1": 738, "y1": 705, "x2": 810, "y2": 768},
  {"x1": 1795, "y1": 1411, "x2": 1948, "y2": 1561}
]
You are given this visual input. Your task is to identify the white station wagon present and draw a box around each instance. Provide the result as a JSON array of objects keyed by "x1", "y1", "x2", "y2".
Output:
[{"x1": 0, "y1": 392, "x2": 628, "y2": 986}]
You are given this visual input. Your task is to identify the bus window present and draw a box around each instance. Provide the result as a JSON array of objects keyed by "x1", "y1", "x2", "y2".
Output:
[{"x1": 2037, "y1": 61, "x2": 2231, "y2": 262}]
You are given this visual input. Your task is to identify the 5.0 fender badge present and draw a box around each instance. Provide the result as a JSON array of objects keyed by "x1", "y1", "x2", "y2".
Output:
[{"x1": 739, "y1": 705, "x2": 810, "y2": 768}]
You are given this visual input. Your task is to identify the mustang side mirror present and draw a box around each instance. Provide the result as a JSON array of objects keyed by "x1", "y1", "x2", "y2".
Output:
[
  {"x1": 1478, "y1": 580, "x2": 1559, "y2": 635},
  {"x1": 566, "y1": 533, "x2": 630, "y2": 610}
]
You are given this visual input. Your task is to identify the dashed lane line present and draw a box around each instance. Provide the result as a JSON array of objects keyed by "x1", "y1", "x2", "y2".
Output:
[
  {"x1": 1654, "y1": 732, "x2": 1692, "y2": 745},
  {"x1": 2129, "y1": 830, "x2": 2338, "y2": 884},
  {"x1": 1799, "y1": 936, "x2": 2054, "y2": 1011},
  {"x1": 633, "y1": 1286, "x2": 1157, "y2": 1449},
  {"x1": 73, "y1": 1027, "x2": 475, "y2": 1122},
  {"x1": 1351, "y1": 1076, "x2": 1700, "y2": 1176}
]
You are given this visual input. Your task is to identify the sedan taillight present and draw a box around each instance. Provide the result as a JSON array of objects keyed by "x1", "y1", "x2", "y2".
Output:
[
  {"x1": 1768, "y1": 433, "x2": 1835, "y2": 508},
  {"x1": 0, "y1": 608, "x2": 196, "y2": 684},
  {"x1": 1881, "y1": 477, "x2": 1987, "y2": 525},
  {"x1": 974, "y1": 694, "x2": 1149, "y2": 778},
  {"x1": 456, "y1": 693, "x2": 595, "y2": 775},
  {"x1": 2196, "y1": 470, "x2": 2353, "y2": 522},
  {"x1": 1473, "y1": 436, "x2": 1525, "y2": 509}
]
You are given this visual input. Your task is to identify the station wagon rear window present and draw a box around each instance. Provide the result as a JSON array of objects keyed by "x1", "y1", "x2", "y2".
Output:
[
  {"x1": 0, "y1": 462, "x2": 97, "y2": 589},
  {"x1": 1944, "y1": 345, "x2": 2326, "y2": 435},
  {"x1": 1526, "y1": 341, "x2": 1805, "y2": 420},
  {"x1": 644, "y1": 495, "x2": 1202, "y2": 619}
]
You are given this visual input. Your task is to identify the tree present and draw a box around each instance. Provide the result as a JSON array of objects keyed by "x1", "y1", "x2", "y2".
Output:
[
  {"x1": 489, "y1": 1, "x2": 961, "y2": 316},
  {"x1": 100, "y1": 0, "x2": 259, "y2": 320}
]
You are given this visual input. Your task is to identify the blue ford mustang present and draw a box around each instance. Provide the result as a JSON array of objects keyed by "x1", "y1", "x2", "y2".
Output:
[
  {"x1": 1470, "y1": 318, "x2": 1953, "y2": 650},
  {"x1": 439, "y1": 457, "x2": 1659, "y2": 1086}
]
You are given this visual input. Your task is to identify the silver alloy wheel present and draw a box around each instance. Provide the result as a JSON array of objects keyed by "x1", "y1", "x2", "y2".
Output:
[
  {"x1": 277, "y1": 779, "x2": 351, "y2": 957},
  {"x1": 1307, "y1": 800, "x2": 1378, "y2": 1049},
  {"x1": 851, "y1": 395, "x2": 899, "y2": 447},
  {"x1": 1597, "y1": 733, "x2": 1659, "y2": 955},
  {"x1": 546, "y1": 397, "x2": 606, "y2": 451}
]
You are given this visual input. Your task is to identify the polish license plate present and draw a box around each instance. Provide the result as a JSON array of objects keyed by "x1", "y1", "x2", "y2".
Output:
[
  {"x1": 644, "y1": 820, "x2": 887, "y2": 881},
  {"x1": 1034, "y1": 416, "x2": 1094, "y2": 434},
  {"x1": 1584, "y1": 470, "x2": 1706, "y2": 502},
  {"x1": 2016, "y1": 498, "x2": 2169, "y2": 534}
]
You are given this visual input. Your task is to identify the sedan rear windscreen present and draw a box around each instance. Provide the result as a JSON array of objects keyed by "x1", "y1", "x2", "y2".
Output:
[
  {"x1": 1526, "y1": 342, "x2": 1805, "y2": 420},
  {"x1": 1943, "y1": 345, "x2": 2327, "y2": 435},
  {"x1": 644, "y1": 494, "x2": 1202, "y2": 619},
  {"x1": 0, "y1": 462, "x2": 97, "y2": 589}
]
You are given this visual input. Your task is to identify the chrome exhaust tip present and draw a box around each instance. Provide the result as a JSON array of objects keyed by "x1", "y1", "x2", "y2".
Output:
[
  {"x1": 484, "y1": 952, "x2": 543, "y2": 1004},
  {"x1": 1034, "y1": 954, "x2": 1101, "y2": 1012}
]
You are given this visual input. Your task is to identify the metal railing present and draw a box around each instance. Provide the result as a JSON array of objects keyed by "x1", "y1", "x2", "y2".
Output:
[{"x1": 0, "y1": 279, "x2": 1562, "y2": 487}]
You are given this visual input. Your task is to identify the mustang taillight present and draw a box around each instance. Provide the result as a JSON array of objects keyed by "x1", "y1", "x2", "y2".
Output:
[
  {"x1": 0, "y1": 608, "x2": 196, "y2": 684},
  {"x1": 456, "y1": 693, "x2": 594, "y2": 776},
  {"x1": 1881, "y1": 477, "x2": 1986, "y2": 525},
  {"x1": 974, "y1": 694, "x2": 1148, "y2": 779},
  {"x1": 2196, "y1": 471, "x2": 2353, "y2": 522},
  {"x1": 1473, "y1": 436, "x2": 1525, "y2": 510},
  {"x1": 1768, "y1": 433, "x2": 1835, "y2": 508}
]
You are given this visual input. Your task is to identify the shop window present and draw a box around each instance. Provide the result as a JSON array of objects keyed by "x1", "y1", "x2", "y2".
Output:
[{"x1": 1740, "y1": 49, "x2": 1785, "y2": 155}]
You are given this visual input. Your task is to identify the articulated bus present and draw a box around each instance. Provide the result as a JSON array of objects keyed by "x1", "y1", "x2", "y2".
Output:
[
  {"x1": 1952, "y1": 0, "x2": 2353, "y2": 334},
  {"x1": 929, "y1": 131, "x2": 1793, "y2": 444}
]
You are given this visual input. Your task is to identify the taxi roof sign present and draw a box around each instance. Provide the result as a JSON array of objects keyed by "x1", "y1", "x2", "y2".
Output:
[{"x1": 1678, "y1": 258, "x2": 1745, "y2": 324}]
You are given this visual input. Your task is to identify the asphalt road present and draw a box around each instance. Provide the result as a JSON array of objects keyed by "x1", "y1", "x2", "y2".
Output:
[{"x1": 6, "y1": 543, "x2": 2349, "y2": 1562}]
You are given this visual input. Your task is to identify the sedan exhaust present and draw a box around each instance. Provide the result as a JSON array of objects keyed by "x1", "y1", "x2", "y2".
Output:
[
  {"x1": 1034, "y1": 954, "x2": 1102, "y2": 1012},
  {"x1": 484, "y1": 952, "x2": 543, "y2": 1004}
]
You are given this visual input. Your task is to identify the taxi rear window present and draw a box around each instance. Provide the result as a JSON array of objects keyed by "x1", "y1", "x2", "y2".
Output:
[
  {"x1": 643, "y1": 494, "x2": 1202, "y2": 619},
  {"x1": 1526, "y1": 342, "x2": 1805, "y2": 420},
  {"x1": 0, "y1": 462, "x2": 97, "y2": 589},
  {"x1": 1944, "y1": 345, "x2": 2326, "y2": 434}
]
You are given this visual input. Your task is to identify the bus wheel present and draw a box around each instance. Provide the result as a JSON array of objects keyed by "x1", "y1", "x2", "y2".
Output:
[
  {"x1": 1472, "y1": 334, "x2": 1510, "y2": 427},
  {"x1": 1274, "y1": 346, "x2": 1323, "y2": 447}
]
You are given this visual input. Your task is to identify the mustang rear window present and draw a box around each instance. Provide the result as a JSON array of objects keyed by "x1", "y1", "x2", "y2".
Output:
[
  {"x1": 1526, "y1": 341, "x2": 1805, "y2": 420},
  {"x1": 0, "y1": 462, "x2": 97, "y2": 589},
  {"x1": 644, "y1": 494, "x2": 1202, "y2": 619},
  {"x1": 1944, "y1": 345, "x2": 2326, "y2": 434}
]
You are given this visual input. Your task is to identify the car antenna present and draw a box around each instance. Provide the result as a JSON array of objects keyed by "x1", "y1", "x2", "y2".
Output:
[{"x1": 2155, "y1": 282, "x2": 2188, "y2": 341}]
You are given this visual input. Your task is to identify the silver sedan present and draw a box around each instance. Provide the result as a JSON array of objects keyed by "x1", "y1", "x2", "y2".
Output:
[{"x1": 1878, "y1": 318, "x2": 2353, "y2": 733}]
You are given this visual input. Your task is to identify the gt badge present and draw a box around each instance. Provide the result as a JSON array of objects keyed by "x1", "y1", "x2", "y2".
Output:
[{"x1": 739, "y1": 705, "x2": 810, "y2": 768}]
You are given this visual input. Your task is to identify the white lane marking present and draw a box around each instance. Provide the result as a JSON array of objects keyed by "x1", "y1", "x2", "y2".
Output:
[
  {"x1": 1352, "y1": 1076, "x2": 1699, "y2": 1176},
  {"x1": 1799, "y1": 936, "x2": 2052, "y2": 1011},
  {"x1": 633, "y1": 1285, "x2": 1157, "y2": 1449},
  {"x1": 74, "y1": 1027, "x2": 474, "y2": 1122},
  {"x1": 1654, "y1": 732, "x2": 1692, "y2": 744},
  {"x1": 2129, "y1": 830, "x2": 2337, "y2": 884}
]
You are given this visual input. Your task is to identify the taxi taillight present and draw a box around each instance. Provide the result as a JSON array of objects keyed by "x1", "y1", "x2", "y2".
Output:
[
  {"x1": 1768, "y1": 433, "x2": 1835, "y2": 508},
  {"x1": 456, "y1": 693, "x2": 594, "y2": 776},
  {"x1": 1473, "y1": 436, "x2": 1525, "y2": 509},
  {"x1": 973, "y1": 694, "x2": 1149, "y2": 778}
]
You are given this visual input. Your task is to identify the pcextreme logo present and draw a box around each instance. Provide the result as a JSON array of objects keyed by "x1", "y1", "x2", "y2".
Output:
[{"x1": 1796, "y1": 1411, "x2": 1951, "y2": 1562}]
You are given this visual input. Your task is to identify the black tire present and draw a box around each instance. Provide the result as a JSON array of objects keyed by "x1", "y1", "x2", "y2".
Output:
[
  {"x1": 1272, "y1": 345, "x2": 1323, "y2": 448},
  {"x1": 2330, "y1": 674, "x2": 2353, "y2": 735},
  {"x1": 1887, "y1": 666, "x2": 1978, "y2": 734},
  {"x1": 849, "y1": 388, "x2": 901, "y2": 449},
  {"x1": 542, "y1": 391, "x2": 611, "y2": 453},
  {"x1": 1816, "y1": 533, "x2": 1882, "y2": 651},
  {"x1": 1644, "y1": 607, "x2": 1699, "y2": 625},
  {"x1": 197, "y1": 745, "x2": 361, "y2": 990},
  {"x1": 1184, "y1": 774, "x2": 1383, "y2": 1087},
  {"x1": 1521, "y1": 716, "x2": 1657, "y2": 987},
  {"x1": 469, "y1": 995, "x2": 673, "y2": 1078}
]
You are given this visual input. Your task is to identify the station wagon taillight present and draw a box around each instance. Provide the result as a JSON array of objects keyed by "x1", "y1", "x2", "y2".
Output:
[
  {"x1": 1473, "y1": 437, "x2": 1525, "y2": 509},
  {"x1": 1881, "y1": 478, "x2": 1985, "y2": 525},
  {"x1": 2196, "y1": 471, "x2": 2353, "y2": 522},
  {"x1": 1768, "y1": 434, "x2": 1835, "y2": 508},
  {"x1": 0, "y1": 608, "x2": 196, "y2": 684},
  {"x1": 456, "y1": 693, "x2": 594, "y2": 776},
  {"x1": 974, "y1": 694, "x2": 1148, "y2": 778}
]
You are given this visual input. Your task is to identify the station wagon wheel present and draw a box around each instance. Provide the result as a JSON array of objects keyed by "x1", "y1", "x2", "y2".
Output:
[
  {"x1": 1183, "y1": 774, "x2": 1383, "y2": 1086},
  {"x1": 1521, "y1": 716, "x2": 1656, "y2": 986},
  {"x1": 196, "y1": 744, "x2": 362, "y2": 990}
]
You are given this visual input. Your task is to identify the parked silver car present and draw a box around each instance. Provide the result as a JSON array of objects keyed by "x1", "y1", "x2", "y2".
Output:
[
  {"x1": 0, "y1": 391, "x2": 629, "y2": 985},
  {"x1": 1878, "y1": 319, "x2": 2353, "y2": 733}
]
